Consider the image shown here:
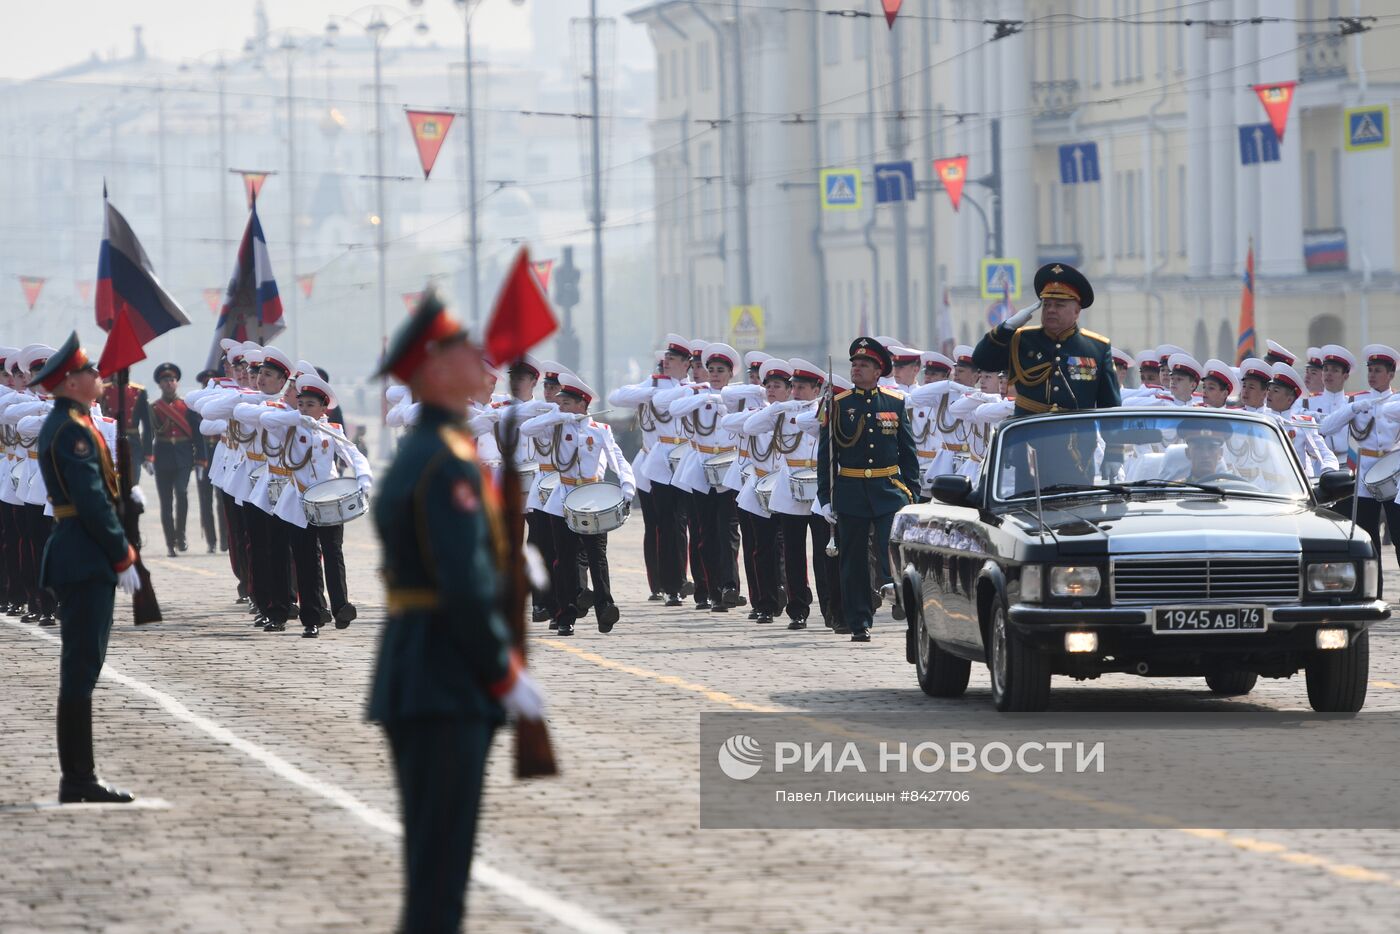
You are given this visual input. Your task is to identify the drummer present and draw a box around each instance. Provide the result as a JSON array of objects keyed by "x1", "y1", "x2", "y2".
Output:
[
  {"x1": 258, "y1": 372, "x2": 374, "y2": 636},
  {"x1": 519, "y1": 373, "x2": 634, "y2": 637},
  {"x1": 1320, "y1": 345, "x2": 1399, "y2": 565}
]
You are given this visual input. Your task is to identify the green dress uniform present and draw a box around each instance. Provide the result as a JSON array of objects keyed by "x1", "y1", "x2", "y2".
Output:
[
  {"x1": 972, "y1": 263, "x2": 1122, "y2": 488},
  {"x1": 368, "y1": 299, "x2": 519, "y2": 934},
  {"x1": 32, "y1": 333, "x2": 138, "y2": 804},
  {"x1": 816, "y1": 339, "x2": 921, "y2": 639}
]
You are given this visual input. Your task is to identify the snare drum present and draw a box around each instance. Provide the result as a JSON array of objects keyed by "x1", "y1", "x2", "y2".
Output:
[
  {"x1": 703, "y1": 450, "x2": 737, "y2": 487},
  {"x1": 537, "y1": 471, "x2": 560, "y2": 508},
  {"x1": 516, "y1": 462, "x2": 540, "y2": 504},
  {"x1": 755, "y1": 472, "x2": 780, "y2": 513},
  {"x1": 788, "y1": 467, "x2": 819, "y2": 503},
  {"x1": 563, "y1": 482, "x2": 628, "y2": 534},
  {"x1": 1364, "y1": 450, "x2": 1400, "y2": 500},
  {"x1": 666, "y1": 443, "x2": 687, "y2": 474},
  {"x1": 247, "y1": 463, "x2": 266, "y2": 499},
  {"x1": 302, "y1": 477, "x2": 368, "y2": 526}
]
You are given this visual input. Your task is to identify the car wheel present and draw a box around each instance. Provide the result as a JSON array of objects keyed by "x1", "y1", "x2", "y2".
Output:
[
  {"x1": 1305, "y1": 631, "x2": 1369, "y2": 713},
  {"x1": 987, "y1": 596, "x2": 1051, "y2": 712},
  {"x1": 916, "y1": 608, "x2": 971, "y2": 698},
  {"x1": 1204, "y1": 670, "x2": 1258, "y2": 697}
]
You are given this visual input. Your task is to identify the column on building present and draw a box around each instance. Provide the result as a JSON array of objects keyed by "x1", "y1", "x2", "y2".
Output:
[
  {"x1": 1255, "y1": 16, "x2": 1305, "y2": 277},
  {"x1": 997, "y1": 0, "x2": 1035, "y2": 278},
  {"x1": 1185, "y1": 15, "x2": 1212, "y2": 277},
  {"x1": 952, "y1": 0, "x2": 978, "y2": 288},
  {"x1": 1207, "y1": 0, "x2": 1236, "y2": 276},
  {"x1": 1233, "y1": 0, "x2": 1261, "y2": 272}
]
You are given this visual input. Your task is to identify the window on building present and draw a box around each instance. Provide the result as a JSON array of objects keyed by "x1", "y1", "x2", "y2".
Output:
[
  {"x1": 683, "y1": 47, "x2": 691, "y2": 96},
  {"x1": 1177, "y1": 164, "x2": 1187, "y2": 256},
  {"x1": 823, "y1": 14, "x2": 841, "y2": 66},
  {"x1": 697, "y1": 41, "x2": 712, "y2": 92},
  {"x1": 1112, "y1": 1, "x2": 1122, "y2": 83},
  {"x1": 1134, "y1": 2, "x2": 1145, "y2": 81},
  {"x1": 698, "y1": 141, "x2": 716, "y2": 239},
  {"x1": 657, "y1": 50, "x2": 666, "y2": 100},
  {"x1": 1091, "y1": 3, "x2": 1102, "y2": 88},
  {"x1": 853, "y1": 19, "x2": 868, "y2": 60},
  {"x1": 856, "y1": 116, "x2": 872, "y2": 161},
  {"x1": 1330, "y1": 146, "x2": 1342, "y2": 227},
  {"x1": 1305, "y1": 149, "x2": 1318, "y2": 228},
  {"x1": 1157, "y1": 165, "x2": 1167, "y2": 259},
  {"x1": 671, "y1": 51, "x2": 680, "y2": 100},
  {"x1": 824, "y1": 119, "x2": 843, "y2": 165}
]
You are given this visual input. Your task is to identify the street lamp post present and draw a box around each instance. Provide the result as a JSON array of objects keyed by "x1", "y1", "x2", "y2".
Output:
[{"x1": 325, "y1": 4, "x2": 428, "y2": 460}]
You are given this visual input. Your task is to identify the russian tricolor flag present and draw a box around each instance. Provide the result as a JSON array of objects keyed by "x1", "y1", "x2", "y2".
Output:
[
  {"x1": 204, "y1": 202, "x2": 284, "y2": 371},
  {"x1": 95, "y1": 193, "x2": 191, "y2": 375}
]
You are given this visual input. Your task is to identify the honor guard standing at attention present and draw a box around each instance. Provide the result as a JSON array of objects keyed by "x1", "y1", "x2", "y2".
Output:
[
  {"x1": 972, "y1": 262, "x2": 1121, "y2": 417},
  {"x1": 1312, "y1": 345, "x2": 1356, "y2": 461},
  {"x1": 816, "y1": 338, "x2": 921, "y2": 643},
  {"x1": 99, "y1": 370, "x2": 151, "y2": 464},
  {"x1": 148, "y1": 363, "x2": 201, "y2": 557},
  {"x1": 33, "y1": 332, "x2": 142, "y2": 804},
  {"x1": 368, "y1": 296, "x2": 545, "y2": 933}
]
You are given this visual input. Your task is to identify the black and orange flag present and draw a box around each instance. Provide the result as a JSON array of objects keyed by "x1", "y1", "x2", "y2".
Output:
[{"x1": 405, "y1": 109, "x2": 456, "y2": 179}]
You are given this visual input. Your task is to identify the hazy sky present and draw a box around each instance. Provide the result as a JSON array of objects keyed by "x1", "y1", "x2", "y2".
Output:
[{"x1": 1, "y1": 0, "x2": 540, "y2": 80}]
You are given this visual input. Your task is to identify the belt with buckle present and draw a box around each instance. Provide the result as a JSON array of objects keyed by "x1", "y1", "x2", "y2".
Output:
[
  {"x1": 658, "y1": 436, "x2": 685, "y2": 445},
  {"x1": 942, "y1": 443, "x2": 969, "y2": 453},
  {"x1": 560, "y1": 476, "x2": 599, "y2": 487},
  {"x1": 917, "y1": 450, "x2": 939, "y2": 459},
  {"x1": 1359, "y1": 448, "x2": 1385, "y2": 458},
  {"x1": 695, "y1": 444, "x2": 734, "y2": 455},
  {"x1": 838, "y1": 465, "x2": 899, "y2": 479},
  {"x1": 387, "y1": 588, "x2": 439, "y2": 613},
  {"x1": 786, "y1": 458, "x2": 817, "y2": 468}
]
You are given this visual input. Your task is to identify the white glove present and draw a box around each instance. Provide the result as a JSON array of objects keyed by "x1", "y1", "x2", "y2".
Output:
[
  {"x1": 300, "y1": 413, "x2": 321, "y2": 430},
  {"x1": 117, "y1": 565, "x2": 141, "y2": 595},
  {"x1": 1003, "y1": 300, "x2": 1040, "y2": 330},
  {"x1": 814, "y1": 501, "x2": 833, "y2": 522},
  {"x1": 129, "y1": 486, "x2": 146, "y2": 508},
  {"x1": 357, "y1": 476, "x2": 373, "y2": 495},
  {"x1": 1352, "y1": 398, "x2": 1373, "y2": 415},
  {"x1": 501, "y1": 670, "x2": 546, "y2": 720}
]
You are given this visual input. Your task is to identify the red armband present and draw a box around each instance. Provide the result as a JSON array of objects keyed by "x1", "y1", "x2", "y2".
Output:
[
  {"x1": 486, "y1": 648, "x2": 524, "y2": 699},
  {"x1": 113, "y1": 545, "x2": 137, "y2": 573}
]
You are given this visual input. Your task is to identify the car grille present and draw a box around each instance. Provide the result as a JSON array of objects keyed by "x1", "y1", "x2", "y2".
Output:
[{"x1": 1110, "y1": 556, "x2": 1301, "y2": 604}]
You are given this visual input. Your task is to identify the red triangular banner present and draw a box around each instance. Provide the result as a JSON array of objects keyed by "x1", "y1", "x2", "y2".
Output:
[
  {"x1": 97, "y1": 306, "x2": 148, "y2": 378},
  {"x1": 298, "y1": 273, "x2": 315, "y2": 299},
  {"x1": 18, "y1": 275, "x2": 45, "y2": 310},
  {"x1": 532, "y1": 260, "x2": 554, "y2": 290},
  {"x1": 485, "y1": 247, "x2": 559, "y2": 366},
  {"x1": 204, "y1": 288, "x2": 224, "y2": 314},
  {"x1": 76, "y1": 280, "x2": 94, "y2": 304},
  {"x1": 882, "y1": 0, "x2": 903, "y2": 29},
  {"x1": 933, "y1": 155, "x2": 969, "y2": 212},
  {"x1": 402, "y1": 291, "x2": 423, "y2": 312},
  {"x1": 240, "y1": 172, "x2": 268, "y2": 207},
  {"x1": 1253, "y1": 81, "x2": 1296, "y2": 143},
  {"x1": 405, "y1": 110, "x2": 456, "y2": 180}
]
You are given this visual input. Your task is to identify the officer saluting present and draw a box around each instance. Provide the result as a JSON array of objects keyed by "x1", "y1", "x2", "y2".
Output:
[
  {"x1": 367, "y1": 294, "x2": 545, "y2": 932},
  {"x1": 972, "y1": 262, "x2": 1121, "y2": 416},
  {"x1": 816, "y1": 338, "x2": 921, "y2": 643},
  {"x1": 32, "y1": 332, "x2": 142, "y2": 804}
]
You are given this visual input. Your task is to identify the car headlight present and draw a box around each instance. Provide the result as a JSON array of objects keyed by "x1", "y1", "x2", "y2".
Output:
[
  {"x1": 1050, "y1": 565, "x2": 1101, "y2": 598},
  {"x1": 1364, "y1": 559, "x2": 1379, "y2": 598},
  {"x1": 1307, "y1": 561, "x2": 1358, "y2": 594},
  {"x1": 1020, "y1": 565, "x2": 1042, "y2": 603}
]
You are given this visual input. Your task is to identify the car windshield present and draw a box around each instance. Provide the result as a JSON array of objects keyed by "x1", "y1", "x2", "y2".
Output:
[{"x1": 991, "y1": 411, "x2": 1310, "y2": 502}]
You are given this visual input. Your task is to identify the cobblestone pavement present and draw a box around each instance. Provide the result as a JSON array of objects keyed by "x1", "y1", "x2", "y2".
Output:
[{"x1": 3, "y1": 513, "x2": 1400, "y2": 933}]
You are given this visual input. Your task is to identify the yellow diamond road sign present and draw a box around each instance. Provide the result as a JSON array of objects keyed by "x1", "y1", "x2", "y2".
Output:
[{"x1": 728, "y1": 305, "x2": 765, "y2": 351}]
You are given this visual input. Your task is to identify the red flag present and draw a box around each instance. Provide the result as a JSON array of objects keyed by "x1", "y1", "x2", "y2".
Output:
[
  {"x1": 298, "y1": 273, "x2": 315, "y2": 299},
  {"x1": 18, "y1": 276, "x2": 45, "y2": 310},
  {"x1": 485, "y1": 247, "x2": 559, "y2": 365},
  {"x1": 240, "y1": 172, "x2": 268, "y2": 207},
  {"x1": 1253, "y1": 82, "x2": 1296, "y2": 142},
  {"x1": 97, "y1": 306, "x2": 149, "y2": 377},
  {"x1": 933, "y1": 155, "x2": 968, "y2": 212},
  {"x1": 204, "y1": 288, "x2": 224, "y2": 314},
  {"x1": 1236, "y1": 238, "x2": 1256, "y2": 365},
  {"x1": 76, "y1": 280, "x2": 94, "y2": 304},
  {"x1": 882, "y1": 0, "x2": 903, "y2": 29},
  {"x1": 405, "y1": 110, "x2": 456, "y2": 180},
  {"x1": 532, "y1": 260, "x2": 554, "y2": 290},
  {"x1": 402, "y1": 291, "x2": 423, "y2": 312}
]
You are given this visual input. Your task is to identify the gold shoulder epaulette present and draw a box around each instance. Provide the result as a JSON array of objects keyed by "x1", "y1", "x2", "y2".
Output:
[
  {"x1": 1015, "y1": 324, "x2": 1042, "y2": 335},
  {"x1": 1079, "y1": 328, "x2": 1110, "y2": 344},
  {"x1": 129, "y1": 382, "x2": 145, "y2": 391},
  {"x1": 833, "y1": 389, "x2": 853, "y2": 401},
  {"x1": 879, "y1": 386, "x2": 905, "y2": 399},
  {"x1": 437, "y1": 425, "x2": 477, "y2": 462}
]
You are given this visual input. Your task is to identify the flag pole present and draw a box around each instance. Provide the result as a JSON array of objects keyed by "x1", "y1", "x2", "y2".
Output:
[{"x1": 115, "y1": 363, "x2": 161, "y2": 624}]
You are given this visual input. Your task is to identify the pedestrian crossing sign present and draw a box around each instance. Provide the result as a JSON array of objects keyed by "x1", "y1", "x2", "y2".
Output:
[
  {"x1": 820, "y1": 169, "x2": 862, "y2": 211},
  {"x1": 979, "y1": 258, "x2": 1021, "y2": 300},
  {"x1": 728, "y1": 305, "x2": 765, "y2": 351},
  {"x1": 1345, "y1": 105, "x2": 1389, "y2": 152}
]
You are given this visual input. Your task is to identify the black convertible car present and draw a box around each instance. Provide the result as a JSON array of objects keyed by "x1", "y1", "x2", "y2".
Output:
[{"x1": 891, "y1": 408, "x2": 1389, "y2": 712}]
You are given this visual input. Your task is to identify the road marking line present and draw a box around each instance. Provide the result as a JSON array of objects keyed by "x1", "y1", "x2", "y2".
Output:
[
  {"x1": 1370, "y1": 680, "x2": 1400, "y2": 690},
  {"x1": 539, "y1": 636, "x2": 1400, "y2": 892},
  {"x1": 144, "y1": 559, "x2": 225, "y2": 580},
  {"x1": 0, "y1": 797, "x2": 173, "y2": 815},
  {"x1": 2, "y1": 619, "x2": 625, "y2": 934}
]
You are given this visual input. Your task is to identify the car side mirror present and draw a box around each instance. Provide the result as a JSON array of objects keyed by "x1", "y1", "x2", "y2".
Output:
[
  {"x1": 1315, "y1": 468, "x2": 1354, "y2": 504},
  {"x1": 931, "y1": 474, "x2": 974, "y2": 507}
]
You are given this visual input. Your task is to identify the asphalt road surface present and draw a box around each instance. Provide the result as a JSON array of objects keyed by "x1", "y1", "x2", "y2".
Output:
[{"x1": 3, "y1": 514, "x2": 1400, "y2": 932}]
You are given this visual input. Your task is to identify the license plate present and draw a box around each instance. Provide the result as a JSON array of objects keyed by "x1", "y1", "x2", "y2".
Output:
[{"x1": 1154, "y1": 606, "x2": 1266, "y2": 633}]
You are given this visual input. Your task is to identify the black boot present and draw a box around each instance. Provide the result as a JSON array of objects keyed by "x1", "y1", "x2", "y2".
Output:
[
  {"x1": 57, "y1": 698, "x2": 134, "y2": 804},
  {"x1": 334, "y1": 604, "x2": 357, "y2": 629}
]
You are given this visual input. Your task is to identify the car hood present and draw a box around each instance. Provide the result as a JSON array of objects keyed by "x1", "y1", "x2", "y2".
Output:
[{"x1": 1004, "y1": 496, "x2": 1352, "y2": 556}]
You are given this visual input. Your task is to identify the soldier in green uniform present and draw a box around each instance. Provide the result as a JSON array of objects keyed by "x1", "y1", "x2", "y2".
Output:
[
  {"x1": 368, "y1": 295, "x2": 545, "y2": 933},
  {"x1": 32, "y1": 332, "x2": 142, "y2": 804},
  {"x1": 816, "y1": 338, "x2": 921, "y2": 643},
  {"x1": 973, "y1": 263, "x2": 1122, "y2": 487}
]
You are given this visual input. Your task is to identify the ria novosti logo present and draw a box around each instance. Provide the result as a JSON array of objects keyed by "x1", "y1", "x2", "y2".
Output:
[{"x1": 717, "y1": 734, "x2": 763, "y2": 780}]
